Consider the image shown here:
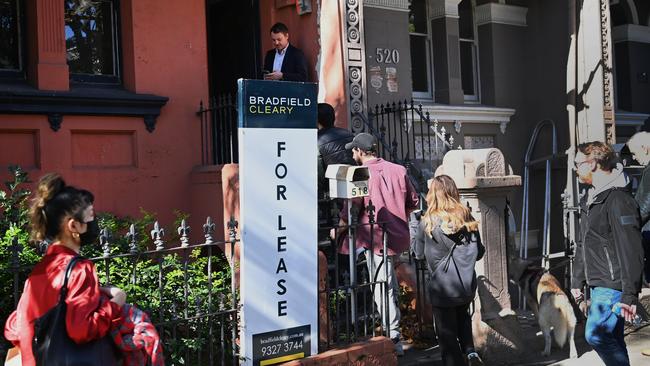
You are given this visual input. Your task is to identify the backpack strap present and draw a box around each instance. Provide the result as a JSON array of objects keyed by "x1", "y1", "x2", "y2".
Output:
[
  {"x1": 441, "y1": 243, "x2": 458, "y2": 272},
  {"x1": 58, "y1": 255, "x2": 83, "y2": 303}
]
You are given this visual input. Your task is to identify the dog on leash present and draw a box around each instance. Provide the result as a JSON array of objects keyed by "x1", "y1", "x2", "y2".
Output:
[{"x1": 510, "y1": 258, "x2": 578, "y2": 358}]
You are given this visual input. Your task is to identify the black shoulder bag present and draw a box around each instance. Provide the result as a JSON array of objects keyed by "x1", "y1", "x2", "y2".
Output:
[{"x1": 33, "y1": 256, "x2": 119, "y2": 366}]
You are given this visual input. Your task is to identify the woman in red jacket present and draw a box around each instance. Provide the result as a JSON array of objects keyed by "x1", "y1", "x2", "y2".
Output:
[{"x1": 4, "y1": 173, "x2": 126, "y2": 366}]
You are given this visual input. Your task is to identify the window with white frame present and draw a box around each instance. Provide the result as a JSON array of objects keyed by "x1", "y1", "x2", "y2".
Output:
[
  {"x1": 459, "y1": 0, "x2": 479, "y2": 101},
  {"x1": 409, "y1": 0, "x2": 433, "y2": 99}
]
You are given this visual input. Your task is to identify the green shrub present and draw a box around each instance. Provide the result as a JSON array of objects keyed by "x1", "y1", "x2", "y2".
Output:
[
  {"x1": 0, "y1": 167, "x2": 235, "y2": 365},
  {"x1": 0, "y1": 167, "x2": 41, "y2": 358},
  {"x1": 83, "y1": 210, "x2": 235, "y2": 365}
]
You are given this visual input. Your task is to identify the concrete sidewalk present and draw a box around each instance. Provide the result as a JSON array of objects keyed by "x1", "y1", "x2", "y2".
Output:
[
  {"x1": 399, "y1": 318, "x2": 650, "y2": 366},
  {"x1": 549, "y1": 323, "x2": 650, "y2": 366}
]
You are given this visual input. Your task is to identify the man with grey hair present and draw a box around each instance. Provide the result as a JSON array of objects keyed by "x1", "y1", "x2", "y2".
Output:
[
  {"x1": 627, "y1": 131, "x2": 650, "y2": 358},
  {"x1": 627, "y1": 132, "x2": 650, "y2": 227}
]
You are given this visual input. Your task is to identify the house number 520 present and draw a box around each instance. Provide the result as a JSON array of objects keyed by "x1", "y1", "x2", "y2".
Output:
[{"x1": 375, "y1": 48, "x2": 400, "y2": 64}]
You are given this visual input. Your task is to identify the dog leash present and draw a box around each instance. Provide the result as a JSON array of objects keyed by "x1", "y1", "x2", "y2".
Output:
[{"x1": 536, "y1": 257, "x2": 572, "y2": 273}]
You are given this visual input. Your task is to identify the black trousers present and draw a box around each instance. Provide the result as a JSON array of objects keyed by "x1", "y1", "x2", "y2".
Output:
[
  {"x1": 432, "y1": 303, "x2": 475, "y2": 366},
  {"x1": 641, "y1": 231, "x2": 650, "y2": 283}
]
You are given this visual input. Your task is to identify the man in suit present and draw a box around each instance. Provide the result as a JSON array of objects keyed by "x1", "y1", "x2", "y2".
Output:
[{"x1": 263, "y1": 22, "x2": 308, "y2": 82}]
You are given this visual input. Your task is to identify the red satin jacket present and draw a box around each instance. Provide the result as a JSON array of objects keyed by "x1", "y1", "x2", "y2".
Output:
[{"x1": 4, "y1": 244, "x2": 123, "y2": 366}]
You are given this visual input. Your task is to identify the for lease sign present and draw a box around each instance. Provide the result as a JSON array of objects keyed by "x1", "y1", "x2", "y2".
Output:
[{"x1": 237, "y1": 79, "x2": 318, "y2": 366}]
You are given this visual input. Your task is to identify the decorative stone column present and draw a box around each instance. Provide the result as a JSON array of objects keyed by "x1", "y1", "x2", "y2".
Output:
[
  {"x1": 437, "y1": 148, "x2": 524, "y2": 363},
  {"x1": 428, "y1": 0, "x2": 464, "y2": 105},
  {"x1": 341, "y1": 0, "x2": 368, "y2": 133}
]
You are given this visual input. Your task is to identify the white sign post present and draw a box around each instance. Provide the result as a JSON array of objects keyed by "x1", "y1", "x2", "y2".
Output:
[{"x1": 237, "y1": 79, "x2": 318, "y2": 366}]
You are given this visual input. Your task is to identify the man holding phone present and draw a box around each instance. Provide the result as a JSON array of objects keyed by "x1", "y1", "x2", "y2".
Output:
[{"x1": 263, "y1": 22, "x2": 308, "y2": 82}]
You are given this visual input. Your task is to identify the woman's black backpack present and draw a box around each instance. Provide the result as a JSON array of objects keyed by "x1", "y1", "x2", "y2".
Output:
[
  {"x1": 33, "y1": 255, "x2": 119, "y2": 366},
  {"x1": 428, "y1": 229, "x2": 482, "y2": 306}
]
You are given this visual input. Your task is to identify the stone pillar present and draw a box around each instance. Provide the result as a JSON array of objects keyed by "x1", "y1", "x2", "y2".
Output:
[
  {"x1": 437, "y1": 148, "x2": 524, "y2": 364},
  {"x1": 461, "y1": 187, "x2": 513, "y2": 317},
  {"x1": 429, "y1": 0, "x2": 464, "y2": 105},
  {"x1": 26, "y1": 0, "x2": 69, "y2": 90},
  {"x1": 437, "y1": 150, "x2": 520, "y2": 314}
]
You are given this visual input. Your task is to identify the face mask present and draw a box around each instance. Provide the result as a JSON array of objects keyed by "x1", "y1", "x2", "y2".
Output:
[{"x1": 79, "y1": 220, "x2": 100, "y2": 246}]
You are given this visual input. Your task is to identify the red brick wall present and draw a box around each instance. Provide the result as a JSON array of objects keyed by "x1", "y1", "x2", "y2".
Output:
[{"x1": 0, "y1": 0, "x2": 212, "y2": 233}]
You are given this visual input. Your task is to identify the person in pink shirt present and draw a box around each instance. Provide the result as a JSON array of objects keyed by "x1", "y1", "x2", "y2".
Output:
[{"x1": 334, "y1": 133, "x2": 419, "y2": 355}]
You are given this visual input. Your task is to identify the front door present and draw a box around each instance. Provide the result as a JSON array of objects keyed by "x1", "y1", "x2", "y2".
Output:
[{"x1": 206, "y1": 0, "x2": 261, "y2": 96}]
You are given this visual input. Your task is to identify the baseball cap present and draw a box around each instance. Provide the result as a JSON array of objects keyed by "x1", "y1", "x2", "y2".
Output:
[{"x1": 345, "y1": 132, "x2": 378, "y2": 152}]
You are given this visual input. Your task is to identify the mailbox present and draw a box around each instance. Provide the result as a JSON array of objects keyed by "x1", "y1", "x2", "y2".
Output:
[{"x1": 324, "y1": 164, "x2": 371, "y2": 199}]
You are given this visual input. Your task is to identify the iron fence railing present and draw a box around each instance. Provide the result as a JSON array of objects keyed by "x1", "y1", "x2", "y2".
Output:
[
  {"x1": 319, "y1": 200, "x2": 390, "y2": 349},
  {"x1": 198, "y1": 94, "x2": 238, "y2": 165},
  {"x1": 6, "y1": 210, "x2": 426, "y2": 363},
  {"x1": 353, "y1": 100, "x2": 456, "y2": 196},
  {"x1": 361, "y1": 100, "x2": 455, "y2": 163},
  {"x1": 6, "y1": 216, "x2": 239, "y2": 366},
  {"x1": 318, "y1": 198, "x2": 432, "y2": 349},
  {"x1": 196, "y1": 96, "x2": 454, "y2": 174}
]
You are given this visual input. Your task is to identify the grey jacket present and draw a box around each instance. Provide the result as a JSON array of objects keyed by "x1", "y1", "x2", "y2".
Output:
[{"x1": 413, "y1": 219, "x2": 485, "y2": 307}]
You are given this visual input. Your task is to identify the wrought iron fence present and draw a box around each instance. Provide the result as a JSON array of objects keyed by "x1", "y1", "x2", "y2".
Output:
[
  {"x1": 198, "y1": 94, "x2": 238, "y2": 165},
  {"x1": 318, "y1": 198, "x2": 432, "y2": 350},
  {"x1": 7, "y1": 218, "x2": 430, "y2": 363},
  {"x1": 319, "y1": 201, "x2": 390, "y2": 349},
  {"x1": 6, "y1": 216, "x2": 239, "y2": 366},
  {"x1": 362, "y1": 101, "x2": 456, "y2": 162},
  {"x1": 353, "y1": 100, "x2": 458, "y2": 194}
]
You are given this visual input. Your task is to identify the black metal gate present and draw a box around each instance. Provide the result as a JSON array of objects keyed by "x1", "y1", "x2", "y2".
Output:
[{"x1": 198, "y1": 94, "x2": 238, "y2": 165}]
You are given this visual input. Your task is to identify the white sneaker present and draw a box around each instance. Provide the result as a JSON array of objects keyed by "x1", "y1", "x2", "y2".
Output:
[{"x1": 467, "y1": 352, "x2": 484, "y2": 366}]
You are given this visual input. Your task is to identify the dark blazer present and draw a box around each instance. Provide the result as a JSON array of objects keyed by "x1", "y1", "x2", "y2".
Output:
[{"x1": 264, "y1": 44, "x2": 308, "y2": 82}]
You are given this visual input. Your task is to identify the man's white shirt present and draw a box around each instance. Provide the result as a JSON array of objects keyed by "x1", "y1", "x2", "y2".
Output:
[{"x1": 273, "y1": 45, "x2": 288, "y2": 72}]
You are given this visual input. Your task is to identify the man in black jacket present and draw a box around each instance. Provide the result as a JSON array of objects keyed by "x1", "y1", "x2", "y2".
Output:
[
  {"x1": 317, "y1": 103, "x2": 354, "y2": 230},
  {"x1": 263, "y1": 23, "x2": 308, "y2": 82},
  {"x1": 571, "y1": 141, "x2": 644, "y2": 365},
  {"x1": 317, "y1": 103, "x2": 355, "y2": 171}
]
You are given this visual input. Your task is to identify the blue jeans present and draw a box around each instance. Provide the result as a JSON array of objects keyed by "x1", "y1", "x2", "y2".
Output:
[{"x1": 585, "y1": 287, "x2": 629, "y2": 366}]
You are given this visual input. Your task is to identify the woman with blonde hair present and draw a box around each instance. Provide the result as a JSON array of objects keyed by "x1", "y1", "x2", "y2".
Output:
[{"x1": 413, "y1": 175, "x2": 485, "y2": 366}]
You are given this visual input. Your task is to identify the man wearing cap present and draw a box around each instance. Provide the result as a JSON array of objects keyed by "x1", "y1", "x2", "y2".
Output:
[{"x1": 334, "y1": 133, "x2": 419, "y2": 355}]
